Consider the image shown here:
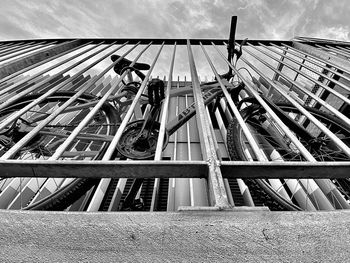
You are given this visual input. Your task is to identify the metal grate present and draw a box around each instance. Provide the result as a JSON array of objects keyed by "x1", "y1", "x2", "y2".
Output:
[{"x1": 0, "y1": 35, "x2": 349, "y2": 211}]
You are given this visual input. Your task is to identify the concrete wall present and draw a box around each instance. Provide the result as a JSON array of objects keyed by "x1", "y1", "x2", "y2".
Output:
[{"x1": 0, "y1": 209, "x2": 349, "y2": 262}]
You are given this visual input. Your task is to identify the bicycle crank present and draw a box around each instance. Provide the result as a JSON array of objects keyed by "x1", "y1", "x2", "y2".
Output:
[{"x1": 116, "y1": 120, "x2": 169, "y2": 160}]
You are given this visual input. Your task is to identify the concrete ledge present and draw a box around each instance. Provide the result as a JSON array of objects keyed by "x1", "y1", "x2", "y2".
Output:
[
  {"x1": 177, "y1": 205, "x2": 270, "y2": 212},
  {"x1": 0, "y1": 209, "x2": 350, "y2": 262}
]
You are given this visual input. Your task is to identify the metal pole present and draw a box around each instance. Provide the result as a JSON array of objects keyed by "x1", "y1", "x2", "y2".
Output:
[
  {"x1": 187, "y1": 40, "x2": 230, "y2": 208},
  {"x1": 150, "y1": 43, "x2": 177, "y2": 211}
]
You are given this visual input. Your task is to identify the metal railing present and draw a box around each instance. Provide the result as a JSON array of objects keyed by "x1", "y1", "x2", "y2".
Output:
[{"x1": 0, "y1": 37, "x2": 349, "y2": 211}]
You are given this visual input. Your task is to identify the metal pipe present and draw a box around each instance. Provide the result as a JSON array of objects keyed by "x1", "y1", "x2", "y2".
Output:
[
  {"x1": 187, "y1": 40, "x2": 230, "y2": 208},
  {"x1": 150, "y1": 43, "x2": 177, "y2": 211},
  {"x1": 154, "y1": 44, "x2": 176, "y2": 160}
]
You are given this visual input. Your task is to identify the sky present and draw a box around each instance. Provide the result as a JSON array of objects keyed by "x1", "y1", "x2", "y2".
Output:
[
  {"x1": 0, "y1": 0, "x2": 349, "y2": 79},
  {"x1": 0, "y1": 0, "x2": 349, "y2": 41}
]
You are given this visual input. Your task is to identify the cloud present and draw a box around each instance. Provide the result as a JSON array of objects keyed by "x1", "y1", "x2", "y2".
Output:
[
  {"x1": 0, "y1": 0, "x2": 349, "y2": 41},
  {"x1": 310, "y1": 26, "x2": 350, "y2": 41},
  {"x1": 0, "y1": 0, "x2": 349, "y2": 80}
]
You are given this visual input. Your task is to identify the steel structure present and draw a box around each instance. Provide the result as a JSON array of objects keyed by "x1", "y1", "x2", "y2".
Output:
[{"x1": 0, "y1": 35, "x2": 349, "y2": 212}]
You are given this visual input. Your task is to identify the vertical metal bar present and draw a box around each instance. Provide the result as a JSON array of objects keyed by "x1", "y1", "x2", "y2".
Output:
[
  {"x1": 150, "y1": 43, "x2": 177, "y2": 211},
  {"x1": 187, "y1": 40, "x2": 230, "y2": 208},
  {"x1": 154, "y1": 46, "x2": 176, "y2": 159},
  {"x1": 167, "y1": 77, "x2": 180, "y2": 211}
]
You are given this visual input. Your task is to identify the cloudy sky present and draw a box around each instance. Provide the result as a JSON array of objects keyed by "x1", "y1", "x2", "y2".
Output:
[
  {"x1": 0, "y1": 0, "x2": 349, "y2": 79},
  {"x1": 0, "y1": 0, "x2": 349, "y2": 41}
]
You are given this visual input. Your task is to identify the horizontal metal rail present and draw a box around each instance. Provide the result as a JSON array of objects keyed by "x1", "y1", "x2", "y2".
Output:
[{"x1": 0, "y1": 160, "x2": 348, "y2": 179}]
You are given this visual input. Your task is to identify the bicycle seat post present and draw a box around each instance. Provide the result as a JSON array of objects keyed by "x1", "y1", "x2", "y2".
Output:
[{"x1": 126, "y1": 69, "x2": 133, "y2": 83}]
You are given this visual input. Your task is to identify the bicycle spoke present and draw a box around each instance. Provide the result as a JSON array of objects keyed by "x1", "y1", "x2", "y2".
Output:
[
  {"x1": 0, "y1": 92, "x2": 119, "y2": 209},
  {"x1": 227, "y1": 103, "x2": 350, "y2": 211}
]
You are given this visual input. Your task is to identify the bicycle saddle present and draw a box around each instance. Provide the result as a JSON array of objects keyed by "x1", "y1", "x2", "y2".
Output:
[{"x1": 111, "y1": 55, "x2": 150, "y2": 75}]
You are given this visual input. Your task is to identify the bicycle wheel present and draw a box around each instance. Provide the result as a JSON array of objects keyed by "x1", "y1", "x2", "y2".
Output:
[
  {"x1": 0, "y1": 91, "x2": 120, "y2": 210},
  {"x1": 227, "y1": 103, "x2": 350, "y2": 211}
]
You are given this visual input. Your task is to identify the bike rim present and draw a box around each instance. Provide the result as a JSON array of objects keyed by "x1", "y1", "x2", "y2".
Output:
[
  {"x1": 0, "y1": 92, "x2": 118, "y2": 210},
  {"x1": 230, "y1": 103, "x2": 350, "y2": 211}
]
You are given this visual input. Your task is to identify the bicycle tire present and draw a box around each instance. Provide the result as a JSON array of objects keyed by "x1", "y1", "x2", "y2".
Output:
[
  {"x1": 0, "y1": 91, "x2": 120, "y2": 210},
  {"x1": 227, "y1": 103, "x2": 350, "y2": 211}
]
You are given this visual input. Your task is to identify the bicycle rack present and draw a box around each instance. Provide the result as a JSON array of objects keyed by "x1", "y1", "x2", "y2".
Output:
[{"x1": 0, "y1": 34, "x2": 349, "y2": 211}]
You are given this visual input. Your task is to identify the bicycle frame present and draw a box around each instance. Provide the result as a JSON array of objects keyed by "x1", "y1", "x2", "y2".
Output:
[{"x1": 2, "y1": 79, "x2": 230, "y2": 143}]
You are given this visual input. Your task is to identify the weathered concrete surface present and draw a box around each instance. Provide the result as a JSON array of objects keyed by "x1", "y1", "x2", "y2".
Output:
[{"x1": 0, "y1": 209, "x2": 349, "y2": 262}]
